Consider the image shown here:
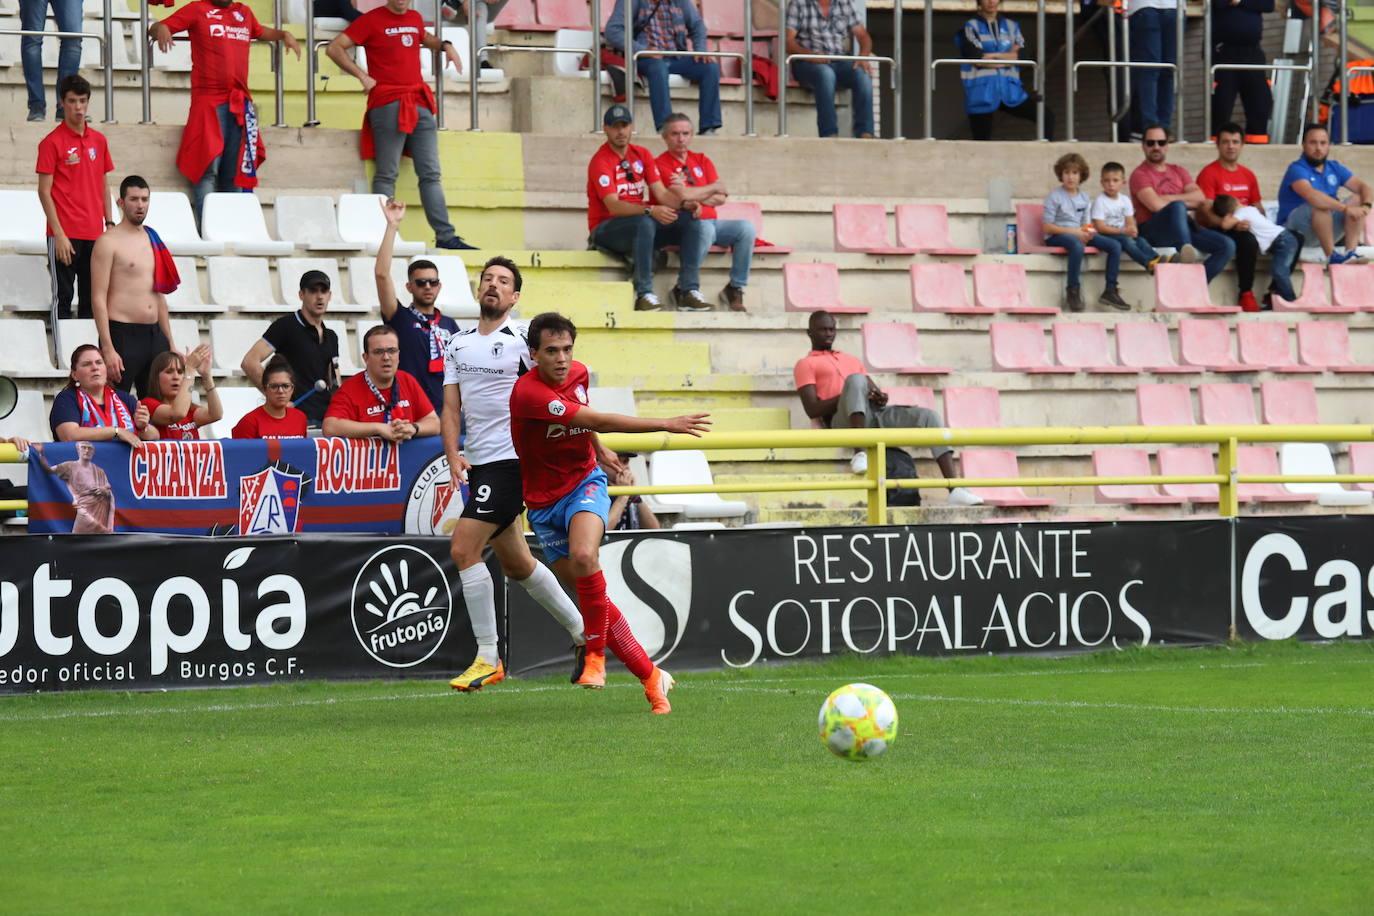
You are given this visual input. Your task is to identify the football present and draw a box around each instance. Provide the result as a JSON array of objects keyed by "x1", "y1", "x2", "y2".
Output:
[{"x1": 818, "y1": 683, "x2": 898, "y2": 761}]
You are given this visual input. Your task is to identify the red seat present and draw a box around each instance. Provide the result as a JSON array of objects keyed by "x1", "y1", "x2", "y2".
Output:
[
  {"x1": 700, "y1": 0, "x2": 778, "y2": 38},
  {"x1": 909, "y1": 263, "x2": 983, "y2": 314},
  {"x1": 782, "y1": 262, "x2": 868, "y2": 313},
  {"x1": 1272, "y1": 263, "x2": 1351, "y2": 313},
  {"x1": 1051, "y1": 322, "x2": 1137, "y2": 373},
  {"x1": 942, "y1": 386, "x2": 1001, "y2": 428},
  {"x1": 1091, "y1": 449, "x2": 1184, "y2": 505},
  {"x1": 1137, "y1": 382, "x2": 1195, "y2": 426},
  {"x1": 714, "y1": 202, "x2": 791, "y2": 254},
  {"x1": 1115, "y1": 321, "x2": 1198, "y2": 374},
  {"x1": 1236, "y1": 321, "x2": 1315, "y2": 373},
  {"x1": 860, "y1": 322, "x2": 951, "y2": 375},
  {"x1": 1155, "y1": 263, "x2": 1240, "y2": 314},
  {"x1": 1329, "y1": 263, "x2": 1374, "y2": 311},
  {"x1": 1198, "y1": 382, "x2": 1257, "y2": 425},
  {"x1": 1347, "y1": 442, "x2": 1374, "y2": 492},
  {"x1": 1156, "y1": 447, "x2": 1220, "y2": 502},
  {"x1": 1295, "y1": 320, "x2": 1374, "y2": 372},
  {"x1": 973, "y1": 263, "x2": 1058, "y2": 314},
  {"x1": 883, "y1": 385, "x2": 935, "y2": 409},
  {"x1": 1238, "y1": 446, "x2": 1315, "y2": 503},
  {"x1": 1177, "y1": 318, "x2": 1255, "y2": 371},
  {"x1": 989, "y1": 322, "x2": 1077, "y2": 373},
  {"x1": 1015, "y1": 202, "x2": 1100, "y2": 255},
  {"x1": 893, "y1": 204, "x2": 978, "y2": 255},
  {"x1": 1260, "y1": 379, "x2": 1320, "y2": 425},
  {"x1": 493, "y1": 0, "x2": 539, "y2": 27},
  {"x1": 537, "y1": 0, "x2": 590, "y2": 29},
  {"x1": 833, "y1": 203, "x2": 915, "y2": 255},
  {"x1": 960, "y1": 449, "x2": 1056, "y2": 507}
]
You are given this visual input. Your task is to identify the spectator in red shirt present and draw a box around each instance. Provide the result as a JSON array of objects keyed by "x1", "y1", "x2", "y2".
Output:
[
  {"x1": 1128, "y1": 124, "x2": 1234, "y2": 285},
  {"x1": 232, "y1": 357, "x2": 309, "y2": 439},
  {"x1": 151, "y1": 0, "x2": 301, "y2": 223},
  {"x1": 140, "y1": 345, "x2": 223, "y2": 441},
  {"x1": 1195, "y1": 122, "x2": 1301, "y2": 310},
  {"x1": 35, "y1": 74, "x2": 114, "y2": 321},
  {"x1": 587, "y1": 104, "x2": 689, "y2": 312},
  {"x1": 322, "y1": 325, "x2": 440, "y2": 440},
  {"x1": 326, "y1": 0, "x2": 477, "y2": 250},
  {"x1": 654, "y1": 112, "x2": 754, "y2": 312}
]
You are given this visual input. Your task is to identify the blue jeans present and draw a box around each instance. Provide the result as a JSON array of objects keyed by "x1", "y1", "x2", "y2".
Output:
[
  {"x1": 1129, "y1": 6, "x2": 1176, "y2": 130},
  {"x1": 592, "y1": 214, "x2": 658, "y2": 296},
  {"x1": 791, "y1": 59, "x2": 873, "y2": 137},
  {"x1": 191, "y1": 103, "x2": 244, "y2": 223},
  {"x1": 368, "y1": 102, "x2": 456, "y2": 243},
  {"x1": 706, "y1": 218, "x2": 755, "y2": 288},
  {"x1": 1139, "y1": 201, "x2": 1235, "y2": 282},
  {"x1": 21, "y1": 0, "x2": 82, "y2": 115},
  {"x1": 637, "y1": 56, "x2": 722, "y2": 132},
  {"x1": 1266, "y1": 228, "x2": 1300, "y2": 301},
  {"x1": 1117, "y1": 233, "x2": 1160, "y2": 270},
  {"x1": 654, "y1": 211, "x2": 714, "y2": 291},
  {"x1": 1046, "y1": 232, "x2": 1123, "y2": 287}
]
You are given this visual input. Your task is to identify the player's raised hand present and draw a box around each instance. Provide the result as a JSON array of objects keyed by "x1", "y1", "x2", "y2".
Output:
[
  {"x1": 381, "y1": 197, "x2": 406, "y2": 225},
  {"x1": 664, "y1": 414, "x2": 711, "y2": 437}
]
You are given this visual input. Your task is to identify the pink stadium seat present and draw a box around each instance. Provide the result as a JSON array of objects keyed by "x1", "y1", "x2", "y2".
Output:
[
  {"x1": 909, "y1": 263, "x2": 983, "y2": 314},
  {"x1": 783, "y1": 262, "x2": 868, "y2": 314},
  {"x1": 1271, "y1": 263, "x2": 1350, "y2": 313},
  {"x1": 1260, "y1": 379, "x2": 1320, "y2": 425},
  {"x1": 1156, "y1": 448, "x2": 1220, "y2": 502},
  {"x1": 1177, "y1": 318, "x2": 1254, "y2": 372},
  {"x1": 700, "y1": 0, "x2": 778, "y2": 38},
  {"x1": 960, "y1": 449, "x2": 1056, "y2": 507},
  {"x1": 714, "y1": 202, "x2": 791, "y2": 254},
  {"x1": 973, "y1": 263, "x2": 1058, "y2": 314},
  {"x1": 1137, "y1": 383, "x2": 1195, "y2": 426},
  {"x1": 1238, "y1": 446, "x2": 1315, "y2": 503},
  {"x1": 1051, "y1": 322, "x2": 1137, "y2": 373},
  {"x1": 492, "y1": 0, "x2": 538, "y2": 28},
  {"x1": 1329, "y1": 263, "x2": 1374, "y2": 311},
  {"x1": 1236, "y1": 322, "x2": 1315, "y2": 373},
  {"x1": 1198, "y1": 382, "x2": 1257, "y2": 425},
  {"x1": 537, "y1": 0, "x2": 590, "y2": 29},
  {"x1": 1091, "y1": 449, "x2": 1185, "y2": 505},
  {"x1": 1295, "y1": 321, "x2": 1374, "y2": 372},
  {"x1": 860, "y1": 322, "x2": 951, "y2": 374},
  {"x1": 1154, "y1": 263, "x2": 1240, "y2": 314},
  {"x1": 884, "y1": 386, "x2": 936, "y2": 409},
  {"x1": 893, "y1": 204, "x2": 979, "y2": 255},
  {"x1": 989, "y1": 322, "x2": 1077, "y2": 373},
  {"x1": 942, "y1": 386, "x2": 1001, "y2": 428},
  {"x1": 832, "y1": 204, "x2": 915, "y2": 255},
  {"x1": 716, "y1": 37, "x2": 745, "y2": 82},
  {"x1": 1115, "y1": 321, "x2": 1198, "y2": 374},
  {"x1": 1015, "y1": 203, "x2": 1099, "y2": 255},
  {"x1": 1347, "y1": 443, "x2": 1374, "y2": 492}
]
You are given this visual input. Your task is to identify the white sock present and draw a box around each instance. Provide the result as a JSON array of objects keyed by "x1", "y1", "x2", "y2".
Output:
[
  {"x1": 515, "y1": 563, "x2": 585, "y2": 643},
  {"x1": 459, "y1": 563, "x2": 499, "y2": 662}
]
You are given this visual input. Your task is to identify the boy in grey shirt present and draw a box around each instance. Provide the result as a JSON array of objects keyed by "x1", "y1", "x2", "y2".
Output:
[{"x1": 1042, "y1": 152, "x2": 1128, "y2": 311}]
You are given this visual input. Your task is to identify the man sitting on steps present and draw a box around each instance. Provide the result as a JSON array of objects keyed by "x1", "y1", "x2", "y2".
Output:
[{"x1": 793, "y1": 310, "x2": 983, "y2": 506}]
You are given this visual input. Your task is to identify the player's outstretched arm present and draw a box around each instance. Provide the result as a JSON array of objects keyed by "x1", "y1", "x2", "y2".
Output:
[{"x1": 576, "y1": 407, "x2": 711, "y2": 437}]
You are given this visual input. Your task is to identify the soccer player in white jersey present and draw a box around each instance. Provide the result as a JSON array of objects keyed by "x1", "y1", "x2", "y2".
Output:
[{"x1": 443, "y1": 256, "x2": 608, "y2": 690}]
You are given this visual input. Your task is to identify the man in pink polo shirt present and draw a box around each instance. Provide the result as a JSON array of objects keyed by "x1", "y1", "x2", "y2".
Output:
[{"x1": 793, "y1": 309, "x2": 981, "y2": 504}]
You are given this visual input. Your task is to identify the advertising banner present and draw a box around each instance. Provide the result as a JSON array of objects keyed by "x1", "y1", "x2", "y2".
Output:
[
  {"x1": 0, "y1": 535, "x2": 497, "y2": 694},
  {"x1": 24, "y1": 438, "x2": 465, "y2": 536},
  {"x1": 508, "y1": 520, "x2": 1233, "y2": 675}
]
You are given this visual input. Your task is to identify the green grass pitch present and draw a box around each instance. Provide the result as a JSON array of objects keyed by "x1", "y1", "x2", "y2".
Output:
[{"x1": 2, "y1": 640, "x2": 1372, "y2": 913}]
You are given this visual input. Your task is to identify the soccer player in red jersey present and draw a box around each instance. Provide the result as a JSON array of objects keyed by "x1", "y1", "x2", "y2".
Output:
[{"x1": 510, "y1": 312, "x2": 710, "y2": 714}]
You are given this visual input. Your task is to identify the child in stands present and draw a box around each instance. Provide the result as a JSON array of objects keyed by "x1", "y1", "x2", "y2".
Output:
[
  {"x1": 1043, "y1": 152, "x2": 1127, "y2": 312},
  {"x1": 1090, "y1": 161, "x2": 1163, "y2": 309}
]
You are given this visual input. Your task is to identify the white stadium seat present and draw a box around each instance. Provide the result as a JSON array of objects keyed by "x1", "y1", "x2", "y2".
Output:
[
  {"x1": 428, "y1": 254, "x2": 480, "y2": 318},
  {"x1": 0, "y1": 191, "x2": 53, "y2": 255},
  {"x1": 0, "y1": 319, "x2": 62, "y2": 377},
  {"x1": 164, "y1": 256, "x2": 209, "y2": 313},
  {"x1": 337, "y1": 193, "x2": 426, "y2": 256},
  {"x1": 145, "y1": 191, "x2": 224, "y2": 256},
  {"x1": 0, "y1": 389, "x2": 50, "y2": 449},
  {"x1": 649, "y1": 450, "x2": 748, "y2": 520},
  {"x1": 207, "y1": 256, "x2": 288, "y2": 312},
  {"x1": 209, "y1": 319, "x2": 266, "y2": 375},
  {"x1": 273, "y1": 196, "x2": 364, "y2": 253},
  {"x1": 348, "y1": 256, "x2": 408, "y2": 311},
  {"x1": 200, "y1": 385, "x2": 264, "y2": 440},
  {"x1": 0, "y1": 255, "x2": 53, "y2": 311},
  {"x1": 201, "y1": 194, "x2": 295, "y2": 256}
]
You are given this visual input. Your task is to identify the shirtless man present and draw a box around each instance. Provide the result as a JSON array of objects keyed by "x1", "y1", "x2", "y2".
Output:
[
  {"x1": 92, "y1": 175, "x2": 176, "y2": 399},
  {"x1": 32, "y1": 441, "x2": 117, "y2": 534}
]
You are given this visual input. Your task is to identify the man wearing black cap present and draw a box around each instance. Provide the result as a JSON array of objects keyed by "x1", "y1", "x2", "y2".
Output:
[
  {"x1": 240, "y1": 269, "x2": 340, "y2": 425},
  {"x1": 586, "y1": 104, "x2": 700, "y2": 311}
]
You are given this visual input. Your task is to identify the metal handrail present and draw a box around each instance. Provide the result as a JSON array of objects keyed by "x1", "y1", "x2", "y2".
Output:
[
  {"x1": 272, "y1": 0, "x2": 285, "y2": 127},
  {"x1": 1069, "y1": 59, "x2": 1177, "y2": 141},
  {"x1": 925, "y1": 57, "x2": 1038, "y2": 140},
  {"x1": 0, "y1": 27, "x2": 112, "y2": 122},
  {"x1": 1069, "y1": 0, "x2": 1182, "y2": 141},
  {"x1": 1206, "y1": 62, "x2": 1317, "y2": 140},
  {"x1": 1202, "y1": 0, "x2": 1319, "y2": 144}
]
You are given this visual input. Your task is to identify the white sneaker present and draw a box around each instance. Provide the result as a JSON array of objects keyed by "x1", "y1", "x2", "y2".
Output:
[
  {"x1": 850, "y1": 452, "x2": 868, "y2": 474},
  {"x1": 947, "y1": 487, "x2": 983, "y2": 506}
]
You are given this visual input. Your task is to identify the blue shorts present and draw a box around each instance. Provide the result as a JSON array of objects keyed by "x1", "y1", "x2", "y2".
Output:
[{"x1": 527, "y1": 468, "x2": 610, "y2": 562}]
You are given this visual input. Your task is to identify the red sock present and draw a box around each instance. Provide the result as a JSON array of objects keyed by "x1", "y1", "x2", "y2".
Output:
[
  {"x1": 605, "y1": 600, "x2": 654, "y2": 680},
  {"x1": 575, "y1": 571, "x2": 610, "y2": 653}
]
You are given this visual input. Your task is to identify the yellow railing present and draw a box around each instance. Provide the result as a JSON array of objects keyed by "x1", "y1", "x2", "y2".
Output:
[{"x1": 7, "y1": 425, "x2": 1374, "y2": 523}]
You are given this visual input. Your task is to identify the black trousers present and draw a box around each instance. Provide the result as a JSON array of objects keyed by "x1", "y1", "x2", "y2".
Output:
[
  {"x1": 968, "y1": 98, "x2": 1056, "y2": 141},
  {"x1": 108, "y1": 320, "x2": 170, "y2": 400},
  {"x1": 47, "y1": 236, "x2": 95, "y2": 320},
  {"x1": 1211, "y1": 43, "x2": 1272, "y2": 140}
]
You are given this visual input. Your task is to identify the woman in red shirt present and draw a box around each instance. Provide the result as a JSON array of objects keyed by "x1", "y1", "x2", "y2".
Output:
[
  {"x1": 140, "y1": 345, "x2": 223, "y2": 441},
  {"x1": 232, "y1": 357, "x2": 308, "y2": 439}
]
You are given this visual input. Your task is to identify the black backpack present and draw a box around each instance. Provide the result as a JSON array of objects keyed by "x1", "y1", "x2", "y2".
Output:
[{"x1": 885, "y1": 449, "x2": 921, "y2": 507}]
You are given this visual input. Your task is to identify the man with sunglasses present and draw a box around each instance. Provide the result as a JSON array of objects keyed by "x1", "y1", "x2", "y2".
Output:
[
  {"x1": 376, "y1": 197, "x2": 460, "y2": 415},
  {"x1": 322, "y1": 325, "x2": 439, "y2": 441},
  {"x1": 587, "y1": 104, "x2": 697, "y2": 312},
  {"x1": 1129, "y1": 125, "x2": 1235, "y2": 286}
]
